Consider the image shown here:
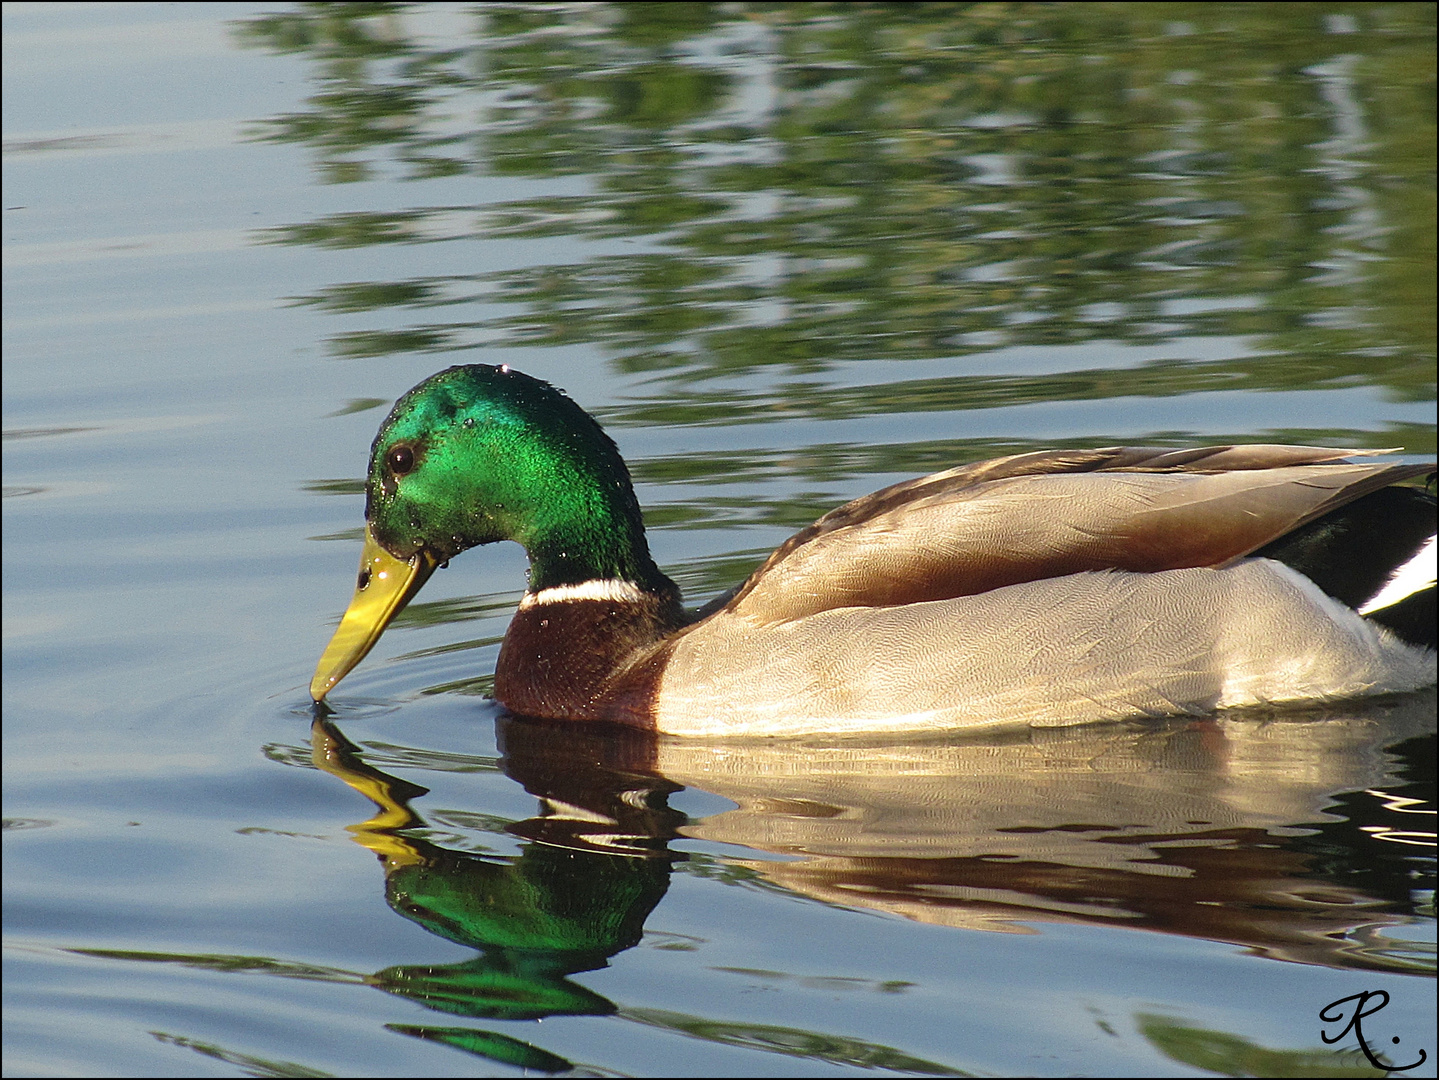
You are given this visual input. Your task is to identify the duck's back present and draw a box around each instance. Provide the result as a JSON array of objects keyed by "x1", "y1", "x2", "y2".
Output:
[{"x1": 642, "y1": 446, "x2": 1435, "y2": 737}]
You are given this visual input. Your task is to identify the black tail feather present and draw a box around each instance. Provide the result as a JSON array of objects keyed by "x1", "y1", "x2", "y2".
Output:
[{"x1": 1254, "y1": 482, "x2": 1436, "y2": 650}]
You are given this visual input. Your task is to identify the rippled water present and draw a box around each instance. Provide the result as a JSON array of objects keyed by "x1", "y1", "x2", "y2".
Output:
[{"x1": 4, "y1": 3, "x2": 1435, "y2": 1076}]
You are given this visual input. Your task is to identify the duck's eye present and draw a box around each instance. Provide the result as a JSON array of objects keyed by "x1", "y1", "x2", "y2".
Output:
[{"x1": 388, "y1": 444, "x2": 415, "y2": 476}]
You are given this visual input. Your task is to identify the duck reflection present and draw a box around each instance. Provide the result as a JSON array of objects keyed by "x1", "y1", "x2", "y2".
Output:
[
  {"x1": 650, "y1": 694, "x2": 1434, "y2": 974},
  {"x1": 311, "y1": 694, "x2": 1432, "y2": 1064},
  {"x1": 309, "y1": 717, "x2": 679, "y2": 1070}
]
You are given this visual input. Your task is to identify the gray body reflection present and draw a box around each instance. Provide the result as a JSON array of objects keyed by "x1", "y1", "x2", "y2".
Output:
[{"x1": 649, "y1": 694, "x2": 1435, "y2": 972}]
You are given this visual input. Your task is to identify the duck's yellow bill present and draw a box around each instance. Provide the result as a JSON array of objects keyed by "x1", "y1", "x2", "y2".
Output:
[{"x1": 310, "y1": 525, "x2": 439, "y2": 702}]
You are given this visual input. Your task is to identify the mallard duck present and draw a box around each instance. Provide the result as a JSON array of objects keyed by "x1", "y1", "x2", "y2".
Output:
[{"x1": 311, "y1": 364, "x2": 1436, "y2": 736}]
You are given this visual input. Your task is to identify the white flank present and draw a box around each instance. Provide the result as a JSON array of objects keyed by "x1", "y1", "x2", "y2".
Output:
[
  {"x1": 1359, "y1": 534, "x2": 1437, "y2": 615},
  {"x1": 519, "y1": 579, "x2": 647, "y2": 608},
  {"x1": 648, "y1": 560, "x2": 1436, "y2": 738}
]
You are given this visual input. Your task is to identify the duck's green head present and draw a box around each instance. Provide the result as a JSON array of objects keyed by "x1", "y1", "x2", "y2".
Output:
[
  {"x1": 311, "y1": 364, "x2": 669, "y2": 702},
  {"x1": 365, "y1": 364, "x2": 658, "y2": 576}
]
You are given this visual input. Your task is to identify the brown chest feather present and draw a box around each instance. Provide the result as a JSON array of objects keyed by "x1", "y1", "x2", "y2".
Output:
[{"x1": 494, "y1": 596, "x2": 684, "y2": 726}]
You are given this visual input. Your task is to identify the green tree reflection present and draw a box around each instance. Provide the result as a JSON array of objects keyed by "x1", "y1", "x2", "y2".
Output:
[{"x1": 237, "y1": 2, "x2": 1434, "y2": 444}]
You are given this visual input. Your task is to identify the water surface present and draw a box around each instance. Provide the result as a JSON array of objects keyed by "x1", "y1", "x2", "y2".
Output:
[{"x1": 4, "y1": 3, "x2": 1434, "y2": 1076}]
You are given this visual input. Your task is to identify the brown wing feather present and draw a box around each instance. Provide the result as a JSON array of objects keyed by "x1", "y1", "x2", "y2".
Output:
[{"x1": 726, "y1": 446, "x2": 1430, "y2": 625}]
